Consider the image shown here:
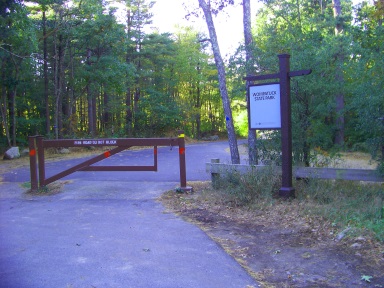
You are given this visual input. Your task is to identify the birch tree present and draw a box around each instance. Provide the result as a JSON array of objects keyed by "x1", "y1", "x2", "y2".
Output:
[
  {"x1": 242, "y1": 0, "x2": 258, "y2": 165},
  {"x1": 197, "y1": 0, "x2": 240, "y2": 164},
  {"x1": 332, "y1": 0, "x2": 345, "y2": 146}
]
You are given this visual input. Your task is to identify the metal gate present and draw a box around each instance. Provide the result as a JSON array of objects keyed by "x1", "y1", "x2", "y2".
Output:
[{"x1": 28, "y1": 131, "x2": 189, "y2": 192}]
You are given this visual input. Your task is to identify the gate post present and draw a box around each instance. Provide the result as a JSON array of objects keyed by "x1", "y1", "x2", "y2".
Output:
[
  {"x1": 36, "y1": 136, "x2": 45, "y2": 187},
  {"x1": 177, "y1": 130, "x2": 192, "y2": 192},
  {"x1": 28, "y1": 136, "x2": 38, "y2": 191}
]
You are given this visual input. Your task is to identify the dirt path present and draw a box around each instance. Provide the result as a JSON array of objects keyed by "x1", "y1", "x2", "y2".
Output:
[{"x1": 160, "y1": 182, "x2": 384, "y2": 288}]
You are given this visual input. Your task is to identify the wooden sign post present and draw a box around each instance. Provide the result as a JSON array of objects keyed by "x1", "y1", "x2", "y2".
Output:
[{"x1": 244, "y1": 54, "x2": 311, "y2": 198}]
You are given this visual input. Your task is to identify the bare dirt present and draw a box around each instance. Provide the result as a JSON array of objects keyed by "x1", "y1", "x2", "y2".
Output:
[{"x1": 160, "y1": 182, "x2": 384, "y2": 288}]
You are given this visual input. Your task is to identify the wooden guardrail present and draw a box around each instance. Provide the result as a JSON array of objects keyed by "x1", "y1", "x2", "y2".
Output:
[{"x1": 206, "y1": 159, "x2": 384, "y2": 183}]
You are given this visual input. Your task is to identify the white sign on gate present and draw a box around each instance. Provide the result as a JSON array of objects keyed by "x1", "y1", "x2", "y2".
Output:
[{"x1": 248, "y1": 83, "x2": 281, "y2": 129}]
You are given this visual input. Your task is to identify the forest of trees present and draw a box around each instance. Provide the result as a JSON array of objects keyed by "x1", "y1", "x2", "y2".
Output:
[{"x1": 0, "y1": 0, "x2": 383, "y2": 170}]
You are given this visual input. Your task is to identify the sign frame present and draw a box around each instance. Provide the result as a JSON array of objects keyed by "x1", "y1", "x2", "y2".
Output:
[
  {"x1": 244, "y1": 54, "x2": 312, "y2": 198},
  {"x1": 248, "y1": 82, "x2": 281, "y2": 130}
]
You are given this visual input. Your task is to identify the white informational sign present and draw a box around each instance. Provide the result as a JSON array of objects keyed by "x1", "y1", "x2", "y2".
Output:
[{"x1": 248, "y1": 83, "x2": 281, "y2": 129}]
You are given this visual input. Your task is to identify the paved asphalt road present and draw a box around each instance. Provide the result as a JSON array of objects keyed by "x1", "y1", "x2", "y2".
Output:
[{"x1": 0, "y1": 140, "x2": 258, "y2": 288}]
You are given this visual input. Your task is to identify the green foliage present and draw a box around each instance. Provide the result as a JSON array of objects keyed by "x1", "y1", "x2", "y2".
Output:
[
  {"x1": 345, "y1": 2, "x2": 384, "y2": 170},
  {"x1": 233, "y1": 107, "x2": 248, "y2": 137},
  {"x1": 136, "y1": 89, "x2": 182, "y2": 136},
  {"x1": 255, "y1": 132, "x2": 282, "y2": 165},
  {"x1": 251, "y1": 0, "x2": 345, "y2": 157},
  {"x1": 214, "y1": 166, "x2": 281, "y2": 206},
  {"x1": 227, "y1": 0, "x2": 384, "y2": 170},
  {"x1": 0, "y1": 0, "x2": 383, "y2": 169},
  {"x1": 0, "y1": 1, "x2": 39, "y2": 146}
]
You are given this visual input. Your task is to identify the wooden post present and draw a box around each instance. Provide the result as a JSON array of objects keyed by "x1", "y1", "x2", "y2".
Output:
[
  {"x1": 211, "y1": 158, "x2": 220, "y2": 189},
  {"x1": 154, "y1": 146, "x2": 158, "y2": 171},
  {"x1": 178, "y1": 130, "x2": 192, "y2": 192},
  {"x1": 278, "y1": 54, "x2": 295, "y2": 198},
  {"x1": 36, "y1": 136, "x2": 45, "y2": 188},
  {"x1": 28, "y1": 136, "x2": 38, "y2": 191}
]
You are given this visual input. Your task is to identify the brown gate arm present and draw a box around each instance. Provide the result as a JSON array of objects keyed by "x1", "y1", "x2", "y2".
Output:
[
  {"x1": 81, "y1": 146, "x2": 158, "y2": 172},
  {"x1": 42, "y1": 138, "x2": 179, "y2": 148},
  {"x1": 43, "y1": 146, "x2": 129, "y2": 186},
  {"x1": 30, "y1": 132, "x2": 189, "y2": 192}
]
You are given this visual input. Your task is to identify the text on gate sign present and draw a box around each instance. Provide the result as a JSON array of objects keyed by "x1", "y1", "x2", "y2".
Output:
[{"x1": 74, "y1": 140, "x2": 117, "y2": 146}]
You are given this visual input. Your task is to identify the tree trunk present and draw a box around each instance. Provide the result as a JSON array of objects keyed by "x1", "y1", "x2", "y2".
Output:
[
  {"x1": 126, "y1": 87, "x2": 133, "y2": 135},
  {"x1": 133, "y1": 38, "x2": 142, "y2": 124},
  {"x1": 196, "y1": 83, "x2": 202, "y2": 139},
  {"x1": 68, "y1": 43, "x2": 76, "y2": 136},
  {"x1": 125, "y1": 8, "x2": 133, "y2": 135},
  {"x1": 0, "y1": 63, "x2": 11, "y2": 147},
  {"x1": 86, "y1": 49, "x2": 96, "y2": 137},
  {"x1": 103, "y1": 88, "x2": 110, "y2": 129},
  {"x1": 43, "y1": 10, "x2": 50, "y2": 136},
  {"x1": 57, "y1": 34, "x2": 65, "y2": 139},
  {"x1": 332, "y1": 0, "x2": 345, "y2": 146},
  {"x1": 87, "y1": 87, "x2": 95, "y2": 137},
  {"x1": 243, "y1": 0, "x2": 258, "y2": 165},
  {"x1": 8, "y1": 89, "x2": 16, "y2": 146},
  {"x1": 53, "y1": 32, "x2": 66, "y2": 139},
  {"x1": 198, "y1": 0, "x2": 240, "y2": 164},
  {"x1": 9, "y1": 53, "x2": 19, "y2": 146},
  {"x1": 53, "y1": 24, "x2": 59, "y2": 139}
]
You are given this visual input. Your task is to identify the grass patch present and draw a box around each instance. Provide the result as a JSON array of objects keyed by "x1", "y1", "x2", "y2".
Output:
[
  {"x1": 213, "y1": 165, "x2": 281, "y2": 206},
  {"x1": 213, "y1": 169, "x2": 384, "y2": 242},
  {"x1": 296, "y1": 179, "x2": 384, "y2": 241},
  {"x1": 24, "y1": 180, "x2": 70, "y2": 196},
  {"x1": 21, "y1": 181, "x2": 31, "y2": 189}
]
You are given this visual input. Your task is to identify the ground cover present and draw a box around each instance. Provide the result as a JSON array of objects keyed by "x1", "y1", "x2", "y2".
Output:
[
  {"x1": 160, "y1": 181, "x2": 384, "y2": 287},
  {"x1": 159, "y1": 149, "x2": 384, "y2": 287}
]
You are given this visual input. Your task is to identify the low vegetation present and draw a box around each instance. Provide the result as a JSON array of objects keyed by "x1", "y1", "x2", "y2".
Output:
[
  {"x1": 214, "y1": 169, "x2": 384, "y2": 242},
  {"x1": 207, "y1": 148, "x2": 384, "y2": 242}
]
